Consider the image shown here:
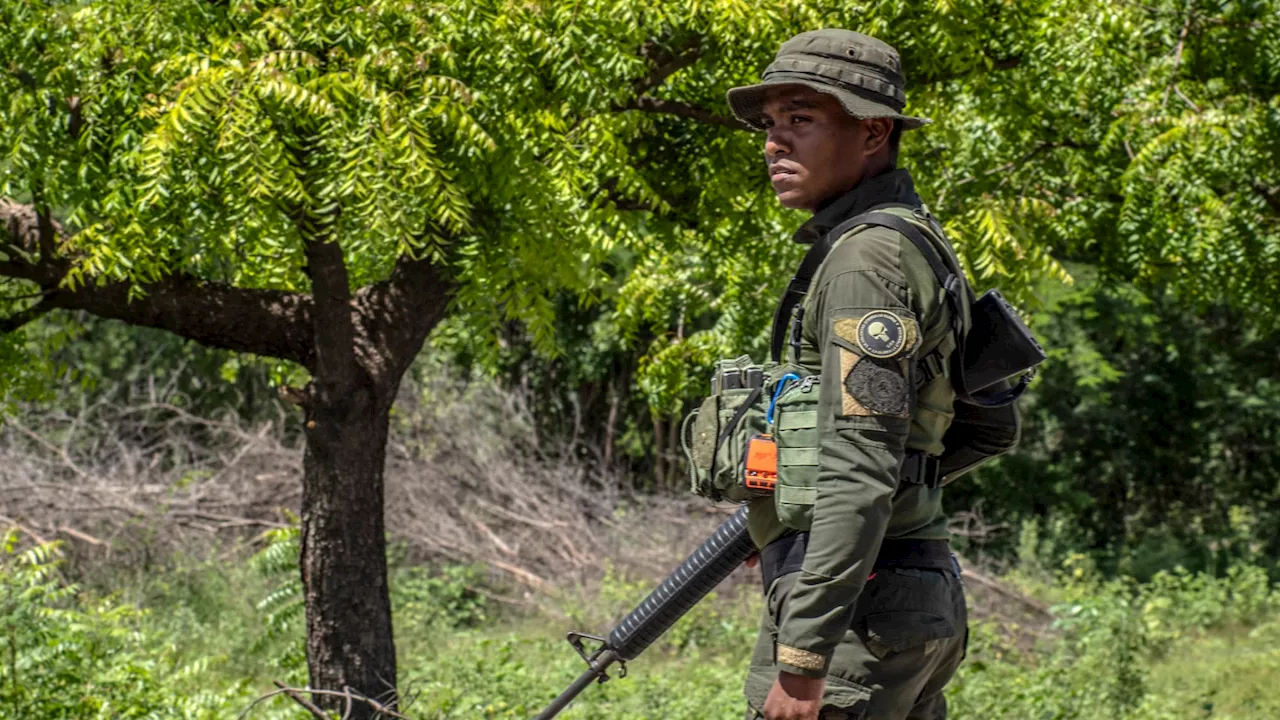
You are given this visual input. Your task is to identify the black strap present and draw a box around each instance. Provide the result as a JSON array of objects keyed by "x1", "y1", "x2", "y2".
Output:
[
  {"x1": 856, "y1": 212, "x2": 1024, "y2": 408},
  {"x1": 769, "y1": 213, "x2": 881, "y2": 362},
  {"x1": 859, "y1": 212, "x2": 959, "y2": 293}
]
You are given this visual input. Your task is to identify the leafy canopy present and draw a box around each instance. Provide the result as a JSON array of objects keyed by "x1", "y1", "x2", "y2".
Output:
[{"x1": 3, "y1": 0, "x2": 1278, "y2": 416}]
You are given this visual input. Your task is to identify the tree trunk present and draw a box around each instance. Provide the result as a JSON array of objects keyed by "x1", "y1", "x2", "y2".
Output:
[{"x1": 300, "y1": 378, "x2": 397, "y2": 717}]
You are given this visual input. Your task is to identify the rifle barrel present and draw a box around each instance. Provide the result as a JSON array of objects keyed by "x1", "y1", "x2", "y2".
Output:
[
  {"x1": 532, "y1": 649, "x2": 619, "y2": 720},
  {"x1": 532, "y1": 507, "x2": 755, "y2": 718},
  {"x1": 608, "y1": 506, "x2": 755, "y2": 660}
]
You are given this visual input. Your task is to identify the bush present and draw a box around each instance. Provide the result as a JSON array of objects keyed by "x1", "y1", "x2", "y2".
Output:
[{"x1": 0, "y1": 533, "x2": 232, "y2": 719}]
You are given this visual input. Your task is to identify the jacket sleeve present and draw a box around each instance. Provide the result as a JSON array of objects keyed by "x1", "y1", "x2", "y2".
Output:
[{"x1": 773, "y1": 261, "x2": 921, "y2": 678}]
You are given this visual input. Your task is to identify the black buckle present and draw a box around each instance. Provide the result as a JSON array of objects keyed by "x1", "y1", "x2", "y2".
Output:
[
  {"x1": 788, "y1": 305, "x2": 806, "y2": 361},
  {"x1": 901, "y1": 453, "x2": 942, "y2": 489}
]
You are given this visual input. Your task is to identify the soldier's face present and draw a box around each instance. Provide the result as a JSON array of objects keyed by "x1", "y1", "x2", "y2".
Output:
[{"x1": 761, "y1": 86, "x2": 892, "y2": 212}]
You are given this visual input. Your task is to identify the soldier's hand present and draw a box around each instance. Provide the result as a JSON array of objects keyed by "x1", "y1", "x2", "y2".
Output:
[{"x1": 762, "y1": 671, "x2": 824, "y2": 720}]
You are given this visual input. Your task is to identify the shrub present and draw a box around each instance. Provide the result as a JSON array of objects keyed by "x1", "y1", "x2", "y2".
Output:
[{"x1": 0, "y1": 533, "x2": 230, "y2": 719}]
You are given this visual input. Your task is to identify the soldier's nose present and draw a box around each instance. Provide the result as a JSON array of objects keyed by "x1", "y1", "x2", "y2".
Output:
[{"x1": 764, "y1": 130, "x2": 790, "y2": 160}]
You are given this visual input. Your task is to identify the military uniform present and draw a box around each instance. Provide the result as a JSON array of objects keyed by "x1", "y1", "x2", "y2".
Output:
[{"x1": 727, "y1": 31, "x2": 970, "y2": 720}]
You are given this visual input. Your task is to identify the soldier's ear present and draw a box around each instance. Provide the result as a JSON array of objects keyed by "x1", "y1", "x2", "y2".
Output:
[{"x1": 862, "y1": 118, "x2": 894, "y2": 157}]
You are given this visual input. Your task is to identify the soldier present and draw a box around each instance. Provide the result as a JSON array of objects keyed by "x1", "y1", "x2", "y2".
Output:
[{"x1": 726, "y1": 30, "x2": 972, "y2": 720}]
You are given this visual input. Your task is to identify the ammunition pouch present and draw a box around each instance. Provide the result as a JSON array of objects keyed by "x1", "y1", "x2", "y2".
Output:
[
  {"x1": 682, "y1": 358, "x2": 819, "y2": 507},
  {"x1": 768, "y1": 373, "x2": 822, "y2": 529}
]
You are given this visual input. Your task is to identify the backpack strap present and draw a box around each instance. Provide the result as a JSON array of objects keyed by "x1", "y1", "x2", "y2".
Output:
[
  {"x1": 770, "y1": 209, "x2": 1026, "y2": 407},
  {"x1": 858, "y1": 212, "x2": 1028, "y2": 407},
  {"x1": 768, "y1": 213, "x2": 877, "y2": 363}
]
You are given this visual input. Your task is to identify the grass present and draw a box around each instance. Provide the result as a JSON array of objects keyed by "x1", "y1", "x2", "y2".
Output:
[
  {"x1": 7, "y1": 530, "x2": 1280, "y2": 720},
  {"x1": 1144, "y1": 621, "x2": 1280, "y2": 720}
]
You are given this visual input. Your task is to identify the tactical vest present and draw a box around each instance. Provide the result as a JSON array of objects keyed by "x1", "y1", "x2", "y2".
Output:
[{"x1": 682, "y1": 205, "x2": 1039, "y2": 520}]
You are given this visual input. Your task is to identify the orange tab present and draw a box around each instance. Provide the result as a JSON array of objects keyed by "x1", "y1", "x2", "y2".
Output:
[{"x1": 744, "y1": 436, "x2": 778, "y2": 492}]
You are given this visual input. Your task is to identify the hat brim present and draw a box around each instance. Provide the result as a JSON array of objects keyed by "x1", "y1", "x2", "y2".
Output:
[{"x1": 727, "y1": 79, "x2": 930, "y2": 132}]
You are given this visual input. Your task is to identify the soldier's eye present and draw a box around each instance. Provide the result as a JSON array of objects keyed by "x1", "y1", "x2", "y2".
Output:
[{"x1": 791, "y1": 115, "x2": 811, "y2": 125}]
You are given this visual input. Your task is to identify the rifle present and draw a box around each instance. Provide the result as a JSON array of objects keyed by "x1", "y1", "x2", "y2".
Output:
[{"x1": 533, "y1": 506, "x2": 755, "y2": 719}]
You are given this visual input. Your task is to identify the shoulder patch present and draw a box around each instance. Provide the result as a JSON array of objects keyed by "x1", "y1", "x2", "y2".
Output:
[
  {"x1": 845, "y1": 357, "x2": 910, "y2": 416},
  {"x1": 833, "y1": 311, "x2": 918, "y2": 359}
]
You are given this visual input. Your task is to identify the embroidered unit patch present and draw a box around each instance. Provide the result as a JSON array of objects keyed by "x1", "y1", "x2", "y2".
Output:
[
  {"x1": 845, "y1": 357, "x2": 910, "y2": 416},
  {"x1": 834, "y1": 312, "x2": 918, "y2": 417},
  {"x1": 838, "y1": 347, "x2": 870, "y2": 416},
  {"x1": 855, "y1": 310, "x2": 907, "y2": 358},
  {"x1": 776, "y1": 644, "x2": 825, "y2": 671}
]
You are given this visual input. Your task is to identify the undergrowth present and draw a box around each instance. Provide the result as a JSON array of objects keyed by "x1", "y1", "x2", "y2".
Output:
[{"x1": 2, "y1": 528, "x2": 1278, "y2": 719}]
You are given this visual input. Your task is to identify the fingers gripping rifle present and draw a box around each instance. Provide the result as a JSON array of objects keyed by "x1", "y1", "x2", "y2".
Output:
[{"x1": 533, "y1": 506, "x2": 755, "y2": 719}]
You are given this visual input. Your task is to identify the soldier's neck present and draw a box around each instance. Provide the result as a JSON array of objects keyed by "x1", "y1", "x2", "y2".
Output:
[{"x1": 811, "y1": 159, "x2": 897, "y2": 216}]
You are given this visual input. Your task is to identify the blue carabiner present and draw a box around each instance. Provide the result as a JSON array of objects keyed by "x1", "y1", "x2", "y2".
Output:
[{"x1": 767, "y1": 373, "x2": 802, "y2": 426}]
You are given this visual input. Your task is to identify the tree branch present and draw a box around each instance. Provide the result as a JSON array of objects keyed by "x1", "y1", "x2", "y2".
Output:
[
  {"x1": 52, "y1": 274, "x2": 315, "y2": 367},
  {"x1": 632, "y1": 36, "x2": 702, "y2": 96},
  {"x1": 1, "y1": 199, "x2": 316, "y2": 367},
  {"x1": 355, "y1": 249, "x2": 453, "y2": 394},
  {"x1": 35, "y1": 205, "x2": 58, "y2": 264},
  {"x1": 615, "y1": 96, "x2": 748, "y2": 130},
  {"x1": 957, "y1": 139, "x2": 1092, "y2": 186},
  {"x1": 1163, "y1": 8, "x2": 1195, "y2": 109},
  {"x1": 294, "y1": 207, "x2": 360, "y2": 390},
  {"x1": 0, "y1": 298, "x2": 55, "y2": 336}
]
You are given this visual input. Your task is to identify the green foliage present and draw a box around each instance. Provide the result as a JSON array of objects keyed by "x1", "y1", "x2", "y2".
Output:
[
  {"x1": 249, "y1": 527, "x2": 308, "y2": 678},
  {"x1": 0, "y1": 330, "x2": 51, "y2": 412},
  {"x1": 4, "y1": 530, "x2": 1279, "y2": 719},
  {"x1": 0, "y1": 534, "x2": 235, "y2": 719},
  {"x1": 954, "y1": 266, "x2": 1280, "y2": 575},
  {"x1": 395, "y1": 565, "x2": 490, "y2": 630},
  {"x1": 949, "y1": 558, "x2": 1280, "y2": 720}
]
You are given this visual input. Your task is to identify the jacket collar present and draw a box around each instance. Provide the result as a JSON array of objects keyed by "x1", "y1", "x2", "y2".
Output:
[{"x1": 792, "y1": 168, "x2": 921, "y2": 245}]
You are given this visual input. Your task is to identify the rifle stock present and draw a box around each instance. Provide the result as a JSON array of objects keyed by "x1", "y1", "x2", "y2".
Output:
[{"x1": 533, "y1": 506, "x2": 755, "y2": 719}]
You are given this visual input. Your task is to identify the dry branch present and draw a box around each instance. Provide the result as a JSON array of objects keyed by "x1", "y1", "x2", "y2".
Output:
[{"x1": 3, "y1": 370, "x2": 1053, "y2": 640}]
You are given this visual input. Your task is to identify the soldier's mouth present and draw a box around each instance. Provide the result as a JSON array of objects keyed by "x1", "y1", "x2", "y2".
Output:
[
  {"x1": 770, "y1": 170, "x2": 794, "y2": 180},
  {"x1": 769, "y1": 165, "x2": 799, "y2": 185}
]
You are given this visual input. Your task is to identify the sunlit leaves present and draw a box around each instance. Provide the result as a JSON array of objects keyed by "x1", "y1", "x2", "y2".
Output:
[{"x1": 4, "y1": 0, "x2": 1278, "y2": 421}]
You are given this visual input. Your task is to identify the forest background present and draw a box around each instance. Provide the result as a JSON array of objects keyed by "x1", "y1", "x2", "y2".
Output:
[{"x1": 2, "y1": 0, "x2": 1280, "y2": 718}]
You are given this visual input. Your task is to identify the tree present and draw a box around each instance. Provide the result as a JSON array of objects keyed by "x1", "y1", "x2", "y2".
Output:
[
  {"x1": 0, "y1": 0, "x2": 625, "y2": 709},
  {"x1": 6, "y1": 0, "x2": 1278, "y2": 712}
]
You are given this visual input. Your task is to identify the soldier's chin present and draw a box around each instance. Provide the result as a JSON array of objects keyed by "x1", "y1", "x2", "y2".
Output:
[{"x1": 774, "y1": 187, "x2": 813, "y2": 210}]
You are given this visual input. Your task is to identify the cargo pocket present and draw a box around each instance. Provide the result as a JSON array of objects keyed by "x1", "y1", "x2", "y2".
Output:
[
  {"x1": 822, "y1": 675, "x2": 871, "y2": 718},
  {"x1": 863, "y1": 610, "x2": 956, "y2": 660}
]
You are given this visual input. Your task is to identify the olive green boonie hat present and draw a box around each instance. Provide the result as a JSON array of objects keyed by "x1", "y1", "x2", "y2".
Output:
[{"x1": 727, "y1": 29, "x2": 929, "y2": 131}]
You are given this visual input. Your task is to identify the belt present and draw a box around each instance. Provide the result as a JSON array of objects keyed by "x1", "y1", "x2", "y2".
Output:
[{"x1": 760, "y1": 532, "x2": 955, "y2": 592}]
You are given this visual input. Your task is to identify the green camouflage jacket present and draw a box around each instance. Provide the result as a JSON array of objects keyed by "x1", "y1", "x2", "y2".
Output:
[{"x1": 747, "y1": 168, "x2": 962, "y2": 678}]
